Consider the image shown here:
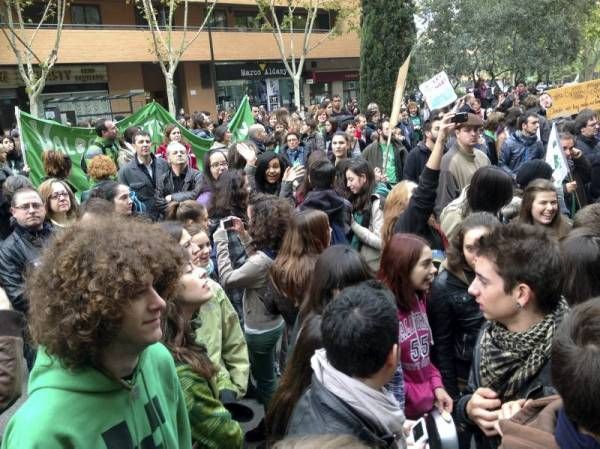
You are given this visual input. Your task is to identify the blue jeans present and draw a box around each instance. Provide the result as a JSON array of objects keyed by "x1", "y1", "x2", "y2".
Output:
[{"x1": 245, "y1": 323, "x2": 284, "y2": 408}]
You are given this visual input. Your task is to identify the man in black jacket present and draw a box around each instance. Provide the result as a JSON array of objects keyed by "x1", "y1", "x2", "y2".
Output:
[
  {"x1": 0, "y1": 188, "x2": 52, "y2": 314},
  {"x1": 455, "y1": 224, "x2": 568, "y2": 449},
  {"x1": 574, "y1": 109, "x2": 600, "y2": 162},
  {"x1": 118, "y1": 131, "x2": 169, "y2": 220},
  {"x1": 0, "y1": 188, "x2": 53, "y2": 369},
  {"x1": 156, "y1": 142, "x2": 203, "y2": 211},
  {"x1": 404, "y1": 116, "x2": 441, "y2": 183},
  {"x1": 286, "y1": 281, "x2": 407, "y2": 448}
]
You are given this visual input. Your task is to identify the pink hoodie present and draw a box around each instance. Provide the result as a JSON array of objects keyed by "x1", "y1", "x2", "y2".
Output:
[{"x1": 397, "y1": 294, "x2": 443, "y2": 419}]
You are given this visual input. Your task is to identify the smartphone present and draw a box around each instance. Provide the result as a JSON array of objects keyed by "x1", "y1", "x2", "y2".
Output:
[
  {"x1": 222, "y1": 218, "x2": 235, "y2": 230},
  {"x1": 409, "y1": 418, "x2": 428, "y2": 445},
  {"x1": 452, "y1": 112, "x2": 469, "y2": 123}
]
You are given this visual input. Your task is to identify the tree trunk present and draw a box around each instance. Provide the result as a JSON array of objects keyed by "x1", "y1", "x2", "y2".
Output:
[
  {"x1": 293, "y1": 74, "x2": 302, "y2": 111},
  {"x1": 165, "y1": 71, "x2": 177, "y2": 116},
  {"x1": 28, "y1": 91, "x2": 43, "y2": 118}
]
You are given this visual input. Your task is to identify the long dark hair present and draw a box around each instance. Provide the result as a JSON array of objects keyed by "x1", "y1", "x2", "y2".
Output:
[
  {"x1": 255, "y1": 151, "x2": 290, "y2": 195},
  {"x1": 266, "y1": 314, "x2": 323, "y2": 443},
  {"x1": 561, "y1": 228, "x2": 600, "y2": 305},
  {"x1": 344, "y1": 159, "x2": 376, "y2": 227},
  {"x1": 446, "y1": 212, "x2": 499, "y2": 274},
  {"x1": 465, "y1": 166, "x2": 513, "y2": 217},
  {"x1": 519, "y1": 178, "x2": 570, "y2": 239},
  {"x1": 270, "y1": 209, "x2": 330, "y2": 305},
  {"x1": 209, "y1": 169, "x2": 248, "y2": 220},
  {"x1": 162, "y1": 298, "x2": 217, "y2": 380},
  {"x1": 298, "y1": 245, "x2": 372, "y2": 323}
]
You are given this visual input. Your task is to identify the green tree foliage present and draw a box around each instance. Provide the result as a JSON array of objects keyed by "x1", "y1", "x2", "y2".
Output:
[
  {"x1": 359, "y1": 0, "x2": 416, "y2": 113},
  {"x1": 576, "y1": 1, "x2": 600, "y2": 80},
  {"x1": 415, "y1": 0, "x2": 594, "y2": 84}
]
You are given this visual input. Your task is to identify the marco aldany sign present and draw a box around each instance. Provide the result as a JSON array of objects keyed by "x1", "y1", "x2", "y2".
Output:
[
  {"x1": 215, "y1": 62, "x2": 289, "y2": 80},
  {"x1": 0, "y1": 65, "x2": 107, "y2": 88}
]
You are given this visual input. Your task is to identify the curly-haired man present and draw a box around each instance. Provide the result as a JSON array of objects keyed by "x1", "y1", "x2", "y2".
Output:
[{"x1": 1, "y1": 216, "x2": 192, "y2": 449}]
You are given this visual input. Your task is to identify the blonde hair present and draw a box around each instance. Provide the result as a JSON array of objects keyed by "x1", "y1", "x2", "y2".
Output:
[
  {"x1": 38, "y1": 178, "x2": 78, "y2": 221},
  {"x1": 381, "y1": 180, "x2": 417, "y2": 245}
]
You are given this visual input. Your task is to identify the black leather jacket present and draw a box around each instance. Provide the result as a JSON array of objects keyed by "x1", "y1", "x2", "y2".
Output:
[
  {"x1": 156, "y1": 166, "x2": 203, "y2": 205},
  {"x1": 0, "y1": 222, "x2": 53, "y2": 313},
  {"x1": 286, "y1": 375, "x2": 397, "y2": 448},
  {"x1": 455, "y1": 322, "x2": 558, "y2": 449},
  {"x1": 428, "y1": 268, "x2": 484, "y2": 400}
]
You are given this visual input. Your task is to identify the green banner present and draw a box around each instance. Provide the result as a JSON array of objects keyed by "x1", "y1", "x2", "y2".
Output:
[
  {"x1": 19, "y1": 111, "x2": 96, "y2": 192},
  {"x1": 117, "y1": 101, "x2": 213, "y2": 160},
  {"x1": 227, "y1": 95, "x2": 255, "y2": 142},
  {"x1": 18, "y1": 97, "x2": 252, "y2": 191}
]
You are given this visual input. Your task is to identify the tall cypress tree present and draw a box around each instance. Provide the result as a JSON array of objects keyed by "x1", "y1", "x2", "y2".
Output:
[{"x1": 359, "y1": 0, "x2": 416, "y2": 114}]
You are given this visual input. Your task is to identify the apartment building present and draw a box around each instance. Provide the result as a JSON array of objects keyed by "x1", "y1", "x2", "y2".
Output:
[{"x1": 0, "y1": 0, "x2": 360, "y2": 128}]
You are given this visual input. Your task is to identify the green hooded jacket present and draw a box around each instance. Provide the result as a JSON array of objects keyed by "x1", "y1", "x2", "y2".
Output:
[{"x1": 1, "y1": 343, "x2": 192, "y2": 449}]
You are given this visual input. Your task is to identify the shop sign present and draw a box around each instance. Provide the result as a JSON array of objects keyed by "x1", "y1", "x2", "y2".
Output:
[
  {"x1": 0, "y1": 65, "x2": 107, "y2": 88},
  {"x1": 216, "y1": 62, "x2": 289, "y2": 80}
]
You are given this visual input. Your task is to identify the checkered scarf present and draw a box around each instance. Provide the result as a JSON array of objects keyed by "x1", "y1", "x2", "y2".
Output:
[{"x1": 479, "y1": 299, "x2": 569, "y2": 401}]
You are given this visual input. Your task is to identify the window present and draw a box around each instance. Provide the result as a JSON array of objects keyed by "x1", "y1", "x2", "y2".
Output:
[
  {"x1": 134, "y1": 3, "x2": 167, "y2": 27},
  {"x1": 208, "y1": 10, "x2": 227, "y2": 28},
  {"x1": 21, "y1": 3, "x2": 57, "y2": 25},
  {"x1": 234, "y1": 12, "x2": 261, "y2": 30},
  {"x1": 71, "y1": 4, "x2": 101, "y2": 26}
]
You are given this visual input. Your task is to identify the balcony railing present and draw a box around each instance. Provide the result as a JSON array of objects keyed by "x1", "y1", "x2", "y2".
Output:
[{"x1": 0, "y1": 22, "x2": 331, "y2": 33}]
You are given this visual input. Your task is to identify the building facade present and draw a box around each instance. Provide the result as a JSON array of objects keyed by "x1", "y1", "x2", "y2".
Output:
[{"x1": 0, "y1": 0, "x2": 360, "y2": 129}]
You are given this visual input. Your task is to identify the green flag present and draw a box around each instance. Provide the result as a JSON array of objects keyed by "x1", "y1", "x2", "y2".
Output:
[
  {"x1": 18, "y1": 99, "x2": 253, "y2": 191},
  {"x1": 117, "y1": 102, "x2": 213, "y2": 163},
  {"x1": 227, "y1": 96, "x2": 255, "y2": 142},
  {"x1": 18, "y1": 109, "x2": 96, "y2": 192}
]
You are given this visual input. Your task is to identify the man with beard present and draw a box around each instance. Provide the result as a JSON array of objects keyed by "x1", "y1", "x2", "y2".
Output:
[
  {"x1": 363, "y1": 120, "x2": 408, "y2": 186},
  {"x1": 403, "y1": 114, "x2": 442, "y2": 183},
  {"x1": 435, "y1": 114, "x2": 490, "y2": 216},
  {"x1": 499, "y1": 112, "x2": 544, "y2": 179}
]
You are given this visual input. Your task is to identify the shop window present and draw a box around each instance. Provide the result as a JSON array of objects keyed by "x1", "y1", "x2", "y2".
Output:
[
  {"x1": 343, "y1": 80, "x2": 359, "y2": 103},
  {"x1": 71, "y1": 4, "x2": 101, "y2": 26}
]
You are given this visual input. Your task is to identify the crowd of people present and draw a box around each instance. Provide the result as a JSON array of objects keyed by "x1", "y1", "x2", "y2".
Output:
[{"x1": 1, "y1": 83, "x2": 600, "y2": 449}]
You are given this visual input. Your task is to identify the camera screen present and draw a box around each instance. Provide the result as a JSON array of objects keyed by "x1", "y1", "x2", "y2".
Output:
[{"x1": 412, "y1": 422, "x2": 424, "y2": 441}]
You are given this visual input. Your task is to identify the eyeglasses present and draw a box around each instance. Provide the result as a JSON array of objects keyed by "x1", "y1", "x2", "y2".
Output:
[
  {"x1": 50, "y1": 191, "x2": 69, "y2": 200},
  {"x1": 210, "y1": 161, "x2": 229, "y2": 169},
  {"x1": 14, "y1": 202, "x2": 44, "y2": 211}
]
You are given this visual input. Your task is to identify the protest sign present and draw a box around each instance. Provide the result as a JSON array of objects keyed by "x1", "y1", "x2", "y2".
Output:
[
  {"x1": 419, "y1": 71, "x2": 458, "y2": 110},
  {"x1": 389, "y1": 52, "x2": 412, "y2": 128},
  {"x1": 546, "y1": 79, "x2": 600, "y2": 119}
]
